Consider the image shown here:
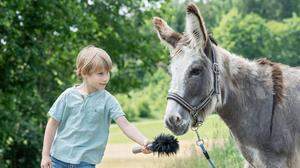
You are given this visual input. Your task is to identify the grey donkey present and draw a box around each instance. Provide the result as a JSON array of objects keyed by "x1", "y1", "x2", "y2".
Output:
[{"x1": 153, "y1": 3, "x2": 300, "y2": 168}]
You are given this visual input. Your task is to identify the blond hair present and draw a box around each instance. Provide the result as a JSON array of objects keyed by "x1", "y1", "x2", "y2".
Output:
[{"x1": 76, "y1": 45, "x2": 112, "y2": 78}]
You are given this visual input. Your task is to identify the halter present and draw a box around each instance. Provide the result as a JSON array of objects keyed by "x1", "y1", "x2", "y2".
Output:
[{"x1": 167, "y1": 35, "x2": 220, "y2": 128}]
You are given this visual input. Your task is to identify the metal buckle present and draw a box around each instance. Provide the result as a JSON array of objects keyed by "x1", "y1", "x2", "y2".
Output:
[
  {"x1": 196, "y1": 139, "x2": 204, "y2": 146},
  {"x1": 191, "y1": 126, "x2": 198, "y2": 131},
  {"x1": 212, "y1": 63, "x2": 220, "y2": 74}
]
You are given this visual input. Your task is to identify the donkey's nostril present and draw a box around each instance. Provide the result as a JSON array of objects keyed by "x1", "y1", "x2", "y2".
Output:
[
  {"x1": 176, "y1": 116, "x2": 181, "y2": 123},
  {"x1": 169, "y1": 115, "x2": 182, "y2": 126}
]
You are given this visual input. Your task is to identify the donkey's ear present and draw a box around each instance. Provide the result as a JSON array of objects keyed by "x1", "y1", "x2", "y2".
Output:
[
  {"x1": 185, "y1": 3, "x2": 208, "y2": 48},
  {"x1": 153, "y1": 17, "x2": 182, "y2": 49}
]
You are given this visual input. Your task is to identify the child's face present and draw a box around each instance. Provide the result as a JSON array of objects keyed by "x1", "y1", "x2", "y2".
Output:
[{"x1": 83, "y1": 69, "x2": 110, "y2": 91}]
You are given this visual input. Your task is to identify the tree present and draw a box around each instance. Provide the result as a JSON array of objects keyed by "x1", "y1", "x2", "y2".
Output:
[
  {"x1": 213, "y1": 8, "x2": 300, "y2": 66},
  {"x1": 0, "y1": 0, "x2": 171, "y2": 167},
  {"x1": 235, "y1": 0, "x2": 300, "y2": 20},
  {"x1": 267, "y1": 17, "x2": 300, "y2": 66},
  {"x1": 214, "y1": 9, "x2": 272, "y2": 59}
]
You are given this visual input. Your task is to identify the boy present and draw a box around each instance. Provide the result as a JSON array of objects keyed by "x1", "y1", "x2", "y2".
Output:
[{"x1": 41, "y1": 45, "x2": 150, "y2": 168}]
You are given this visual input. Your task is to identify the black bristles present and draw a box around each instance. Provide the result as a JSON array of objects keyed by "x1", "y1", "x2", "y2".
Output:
[{"x1": 149, "y1": 134, "x2": 179, "y2": 156}]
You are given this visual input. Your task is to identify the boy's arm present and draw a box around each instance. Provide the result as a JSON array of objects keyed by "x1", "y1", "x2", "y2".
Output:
[
  {"x1": 42, "y1": 118, "x2": 59, "y2": 158},
  {"x1": 115, "y1": 116, "x2": 149, "y2": 146}
]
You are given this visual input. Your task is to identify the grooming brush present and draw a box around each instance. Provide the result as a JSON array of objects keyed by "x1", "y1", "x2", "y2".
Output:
[{"x1": 132, "y1": 134, "x2": 179, "y2": 156}]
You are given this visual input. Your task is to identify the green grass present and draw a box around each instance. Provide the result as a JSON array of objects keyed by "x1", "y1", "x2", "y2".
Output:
[
  {"x1": 106, "y1": 114, "x2": 244, "y2": 168},
  {"x1": 108, "y1": 114, "x2": 230, "y2": 144},
  {"x1": 162, "y1": 138, "x2": 244, "y2": 168}
]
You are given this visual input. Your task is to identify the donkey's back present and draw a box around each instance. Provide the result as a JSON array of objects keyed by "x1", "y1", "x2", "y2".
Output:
[
  {"x1": 256, "y1": 65, "x2": 300, "y2": 168},
  {"x1": 282, "y1": 66, "x2": 300, "y2": 127},
  {"x1": 280, "y1": 66, "x2": 300, "y2": 167}
]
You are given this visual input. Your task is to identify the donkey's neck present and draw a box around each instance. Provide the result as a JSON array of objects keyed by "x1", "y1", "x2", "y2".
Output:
[{"x1": 215, "y1": 46, "x2": 274, "y2": 142}]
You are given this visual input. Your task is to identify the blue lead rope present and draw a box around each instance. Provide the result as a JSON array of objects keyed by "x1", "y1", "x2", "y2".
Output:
[{"x1": 194, "y1": 129, "x2": 216, "y2": 168}]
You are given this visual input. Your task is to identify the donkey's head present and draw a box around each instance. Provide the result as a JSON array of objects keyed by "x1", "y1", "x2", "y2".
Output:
[{"x1": 153, "y1": 4, "x2": 220, "y2": 135}]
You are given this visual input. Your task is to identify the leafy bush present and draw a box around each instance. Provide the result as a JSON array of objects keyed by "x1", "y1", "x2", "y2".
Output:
[
  {"x1": 267, "y1": 16, "x2": 300, "y2": 66},
  {"x1": 214, "y1": 9, "x2": 272, "y2": 59},
  {"x1": 214, "y1": 9, "x2": 300, "y2": 66},
  {"x1": 138, "y1": 101, "x2": 152, "y2": 118},
  {"x1": 116, "y1": 68, "x2": 170, "y2": 121}
]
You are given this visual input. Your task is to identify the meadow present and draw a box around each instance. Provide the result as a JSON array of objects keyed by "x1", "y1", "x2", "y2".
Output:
[{"x1": 99, "y1": 115, "x2": 244, "y2": 168}]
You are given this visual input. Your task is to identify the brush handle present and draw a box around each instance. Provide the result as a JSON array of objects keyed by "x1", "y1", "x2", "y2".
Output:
[
  {"x1": 132, "y1": 144, "x2": 152, "y2": 154},
  {"x1": 132, "y1": 146, "x2": 143, "y2": 154}
]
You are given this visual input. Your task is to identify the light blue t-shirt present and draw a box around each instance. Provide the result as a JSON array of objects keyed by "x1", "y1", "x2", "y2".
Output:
[{"x1": 48, "y1": 86, "x2": 125, "y2": 164}]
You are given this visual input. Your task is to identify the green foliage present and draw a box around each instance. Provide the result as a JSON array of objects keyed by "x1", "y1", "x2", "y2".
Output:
[
  {"x1": 137, "y1": 101, "x2": 151, "y2": 118},
  {"x1": 168, "y1": 0, "x2": 235, "y2": 32},
  {"x1": 267, "y1": 17, "x2": 300, "y2": 66},
  {"x1": 115, "y1": 94, "x2": 138, "y2": 121},
  {"x1": 235, "y1": 0, "x2": 300, "y2": 20},
  {"x1": 0, "y1": 0, "x2": 171, "y2": 167},
  {"x1": 214, "y1": 9, "x2": 300, "y2": 66},
  {"x1": 197, "y1": 0, "x2": 235, "y2": 29},
  {"x1": 116, "y1": 68, "x2": 170, "y2": 121},
  {"x1": 214, "y1": 9, "x2": 272, "y2": 59}
]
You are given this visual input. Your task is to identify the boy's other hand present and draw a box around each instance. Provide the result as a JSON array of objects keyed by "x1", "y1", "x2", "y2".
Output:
[{"x1": 41, "y1": 156, "x2": 52, "y2": 168}]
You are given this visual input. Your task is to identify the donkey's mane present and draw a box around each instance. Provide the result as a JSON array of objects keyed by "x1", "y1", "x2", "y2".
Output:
[{"x1": 256, "y1": 58, "x2": 284, "y2": 103}]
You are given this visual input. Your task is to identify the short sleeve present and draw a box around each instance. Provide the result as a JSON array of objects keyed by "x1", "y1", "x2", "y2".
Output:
[
  {"x1": 48, "y1": 90, "x2": 68, "y2": 122},
  {"x1": 108, "y1": 95, "x2": 125, "y2": 121}
]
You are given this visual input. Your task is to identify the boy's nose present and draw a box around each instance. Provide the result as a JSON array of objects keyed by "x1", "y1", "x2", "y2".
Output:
[{"x1": 103, "y1": 76, "x2": 110, "y2": 82}]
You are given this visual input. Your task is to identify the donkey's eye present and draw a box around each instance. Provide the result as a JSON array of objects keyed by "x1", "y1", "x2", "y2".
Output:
[{"x1": 190, "y1": 68, "x2": 201, "y2": 76}]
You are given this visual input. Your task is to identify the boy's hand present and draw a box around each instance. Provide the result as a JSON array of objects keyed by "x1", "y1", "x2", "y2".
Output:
[
  {"x1": 141, "y1": 140, "x2": 152, "y2": 154},
  {"x1": 41, "y1": 156, "x2": 52, "y2": 168}
]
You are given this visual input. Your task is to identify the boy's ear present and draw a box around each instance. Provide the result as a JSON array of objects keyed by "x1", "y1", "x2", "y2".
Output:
[{"x1": 153, "y1": 17, "x2": 182, "y2": 49}]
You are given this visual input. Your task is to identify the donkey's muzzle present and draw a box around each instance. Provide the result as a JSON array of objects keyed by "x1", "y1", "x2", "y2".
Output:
[
  {"x1": 168, "y1": 115, "x2": 182, "y2": 126},
  {"x1": 165, "y1": 116, "x2": 189, "y2": 135}
]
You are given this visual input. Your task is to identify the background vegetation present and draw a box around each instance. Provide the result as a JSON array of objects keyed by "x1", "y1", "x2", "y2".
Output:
[{"x1": 0, "y1": 0, "x2": 299, "y2": 167}]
